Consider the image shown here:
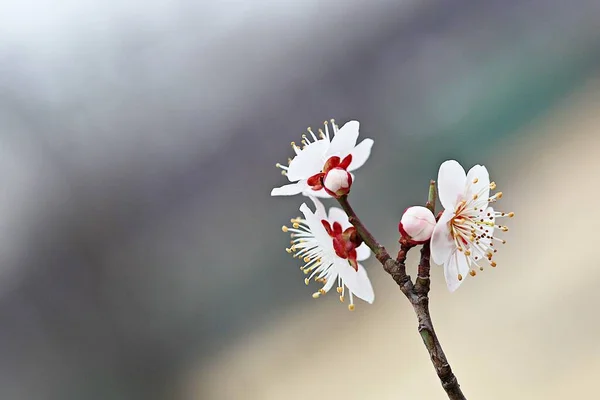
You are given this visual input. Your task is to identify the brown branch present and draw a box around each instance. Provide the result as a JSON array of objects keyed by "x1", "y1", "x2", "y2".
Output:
[
  {"x1": 413, "y1": 242, "x2": 465, "y2": 400},
  {"x1": 336, "y1": 187, "x2": 466, "y2": 400},
  {"x1": 337, "y1": 195, "x2": 413, "y2": 294}
]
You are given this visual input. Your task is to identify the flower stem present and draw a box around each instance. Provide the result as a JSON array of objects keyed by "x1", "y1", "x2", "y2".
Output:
[
  {"x1": 336, "y1": 193, "x2": 466, "y2": 400},
  {"x1": 336, "y1": 196, "x2": 413, "y2": 292}
]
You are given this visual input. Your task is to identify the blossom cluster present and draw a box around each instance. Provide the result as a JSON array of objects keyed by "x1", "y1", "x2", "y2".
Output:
[{"x1": 272, "y1": 119, "x2": 512, "y2": 310}]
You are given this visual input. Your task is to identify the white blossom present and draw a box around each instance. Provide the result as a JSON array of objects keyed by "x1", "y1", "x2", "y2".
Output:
[
  {"x1": 282, "y1": 197, "x2": 374, "y2": 310},
  {"x1": 271, "y1": 120, "x2": 373, "y2": 198},
  {"x1": 430, "y1": 160, "x2": 513, "y2": 292}
]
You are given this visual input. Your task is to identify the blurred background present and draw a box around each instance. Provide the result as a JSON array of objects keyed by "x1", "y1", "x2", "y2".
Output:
[{"x1": 1, "y1": 0, "x2": 600, "y2": 399}]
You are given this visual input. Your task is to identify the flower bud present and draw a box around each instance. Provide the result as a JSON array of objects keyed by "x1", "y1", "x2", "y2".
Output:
[
  {"x1": 399, "y1": 206, "x2": 436, "y2": 244},
  {"x1": 323, "y1": 168, "x2": 352, "y2": 198}
]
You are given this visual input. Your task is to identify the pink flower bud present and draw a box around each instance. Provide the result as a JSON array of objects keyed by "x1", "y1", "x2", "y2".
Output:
[
  {"x1": 399, "y1": 206, "x2": 436, "y2": 244},
  {"x1": 323, "y1": 168, "x2": 352, "y2": 198}
]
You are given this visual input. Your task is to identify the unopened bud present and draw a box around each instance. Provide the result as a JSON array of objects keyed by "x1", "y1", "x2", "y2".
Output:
[
  {"x1": 323, "y1": 168, "x2": 352, "y2": 198},
  {"x1": 399, "y1": 206, "x2": 436, "y2": 244}
]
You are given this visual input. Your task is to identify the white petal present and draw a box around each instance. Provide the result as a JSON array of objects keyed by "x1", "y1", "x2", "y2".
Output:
[
  {"x1": 302, "y1": 188, "x2": 331, "y2": 198},
  {"x1": 430, "y1": 210, "x2": 455, "y2": 265},
  {"x1": 299, "y1": 202, "x2": 331, "y2": 245},
  {"x1": 321, "y1": 270, "x2": 337, "y2": 293},
  {"x1": 323, "y1": 168, "x2": 351, "y2": 194},
  {"x1": 444, "y1": 251, "x2": 470, "y2": 292},
  {"x1": 286, "y1": 140, "x2": 329, "y2": 181},
  {"x1": 438, "y1": 160, "x2": 466, "y2": 210},
  {"x1": 326, "y1": 120, "x2": 359, "y2": 157},
  {"x1": 327, "y1": 207, "x2": 351, "y2": 230},
  {"x1": 338, "y1": 262, "x2": 374, "y2": 304},
  {"x1": 348, "y1": 138, "x2": 374, "y2": 171},
  {"x1": 308, "y1": 196, "x2": 327, "y2": 219},
  {"x1": 271, "y1": 181, "x2": 307, "y2": 196},
  {"x1": 472, "y1": 206, "x2": 495, "y2": 260},
  {"x1": 355, "y1": 243, "x2": 371, "y2": 261},
  {"x1": 465, "y1": 164, "x2": 490, "y2": 202}
]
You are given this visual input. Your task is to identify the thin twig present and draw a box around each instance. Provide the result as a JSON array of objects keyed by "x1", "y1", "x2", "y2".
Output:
[
  {"x1": 336, "y1": 185, "x2": 466, "y2": 400},
  {"x1": 337, "y1": 196, "x2": 413, "y2": 294}
]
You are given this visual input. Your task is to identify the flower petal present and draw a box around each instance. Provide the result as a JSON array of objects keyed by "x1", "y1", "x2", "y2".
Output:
[
  {"x1": 430, "y1": 210, "x2": 455, "y2": 265},
  {"x1": 338, "y1": 262, "x2": 374, "y2": 304},
  {"x1": 271, "y1": 181, "x2": 307, "y2": 196},
  {"x1": 328, "y1": 207, "x2": 351, "y2": 230},
  {"x1": 308, "y1": 196, "x2": 327, "y2": 219},
  {"x1": 321, "y1": 270, "x2": 337, "y2": 293},
  {"x1": 348, "y1": 138, "x2": 373, "y2": 171},
  {"x1": 355, "y1": 243, "x2": 371, "y2": 261},
  {"x1": 472, "y1": 206, "x2": 495, "y2": 260},
  {"x1": 327, "y1": 120, "x2": 359, "y2": 157},
  {"x1": 287, "y1": 140, "x2": 329, "y2": 181},
  {"x1": 465, "y1": 164, "x2": 490, "y2": 203},
  {"x1": 444, "y1": 251, "x2": 469, "y2": 292},
  {"x1": 299, "y1": 202, "x2": 331, "y2": 245},
  {"x1": 302, "y1": 187, "x2": 331, "y2": 198},
  {"x1": 438, "y1": 160, "x2": 466, "y2": 210}
]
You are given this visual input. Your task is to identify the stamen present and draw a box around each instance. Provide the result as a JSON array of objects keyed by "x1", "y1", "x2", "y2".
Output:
[
  {"x1": 348, "y1": 304, "x2": 355, "y2": 311},
  {"x1": 281, "y1": 226, "x2": 288, "y2": 232}
]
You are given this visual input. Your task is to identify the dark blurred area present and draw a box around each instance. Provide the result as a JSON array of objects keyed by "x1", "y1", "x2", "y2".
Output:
[{"x1": 1, "y1": 0, "x2": 600, "y2": 399}]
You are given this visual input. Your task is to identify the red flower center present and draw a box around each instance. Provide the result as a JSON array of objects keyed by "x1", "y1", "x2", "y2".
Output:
[
  {"x1": 321, "y1": 219, "x2": 362, "y2": 271},
  {"x1": 307, "y1": 154, "x2": 353, "y2": 194}
]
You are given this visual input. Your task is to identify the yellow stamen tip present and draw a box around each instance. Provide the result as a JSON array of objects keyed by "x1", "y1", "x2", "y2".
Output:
[
  {"x1": 339, "y1": 295, "x2": 344, "y2": 302},
  {"x1": 319, "y1": 289, "x2": 326, "y2": 295},
  {"x1": 348, "y1": 304, "x2": 355, "y2": 311},
  {"x1": 285, "y1": 248, "x2": 292, "y2": 253},
  {"x1": 508, "y1": 212, "x2": 515, "y2": 218},
  {"x1": 336, "y1": 287, "x2": 343, "y2": 293},
  {"x1": 303, "y1": 256, "x2": 311, "y2": 263},
  {"x1": 473, "y1": 178, "x2": 479, "y2": 184},
  {"x1": 312, "y1": 292, "x2": 320, "y2": 299},
  {"x1": 491, "y1": 261, "x2": 497, "y2": 267},
  {"x1": 293, "y1": 222, "x2": 300, "y2": 228},
  {"x1": 304, "y1": 278, "x2": 309, "y2": 285},
  {"x1": 496, "y1": 192, "x2": 503, "y2": 199},
  {"x1": 457, "y1": 274, "x2": 463, "y2": 281},
  {"x1": 470, "y1": 270, "x2": 476, "y2": 277},
  {"x1": 281, "y1": 226, "x2": 288, "y2": 232}
]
